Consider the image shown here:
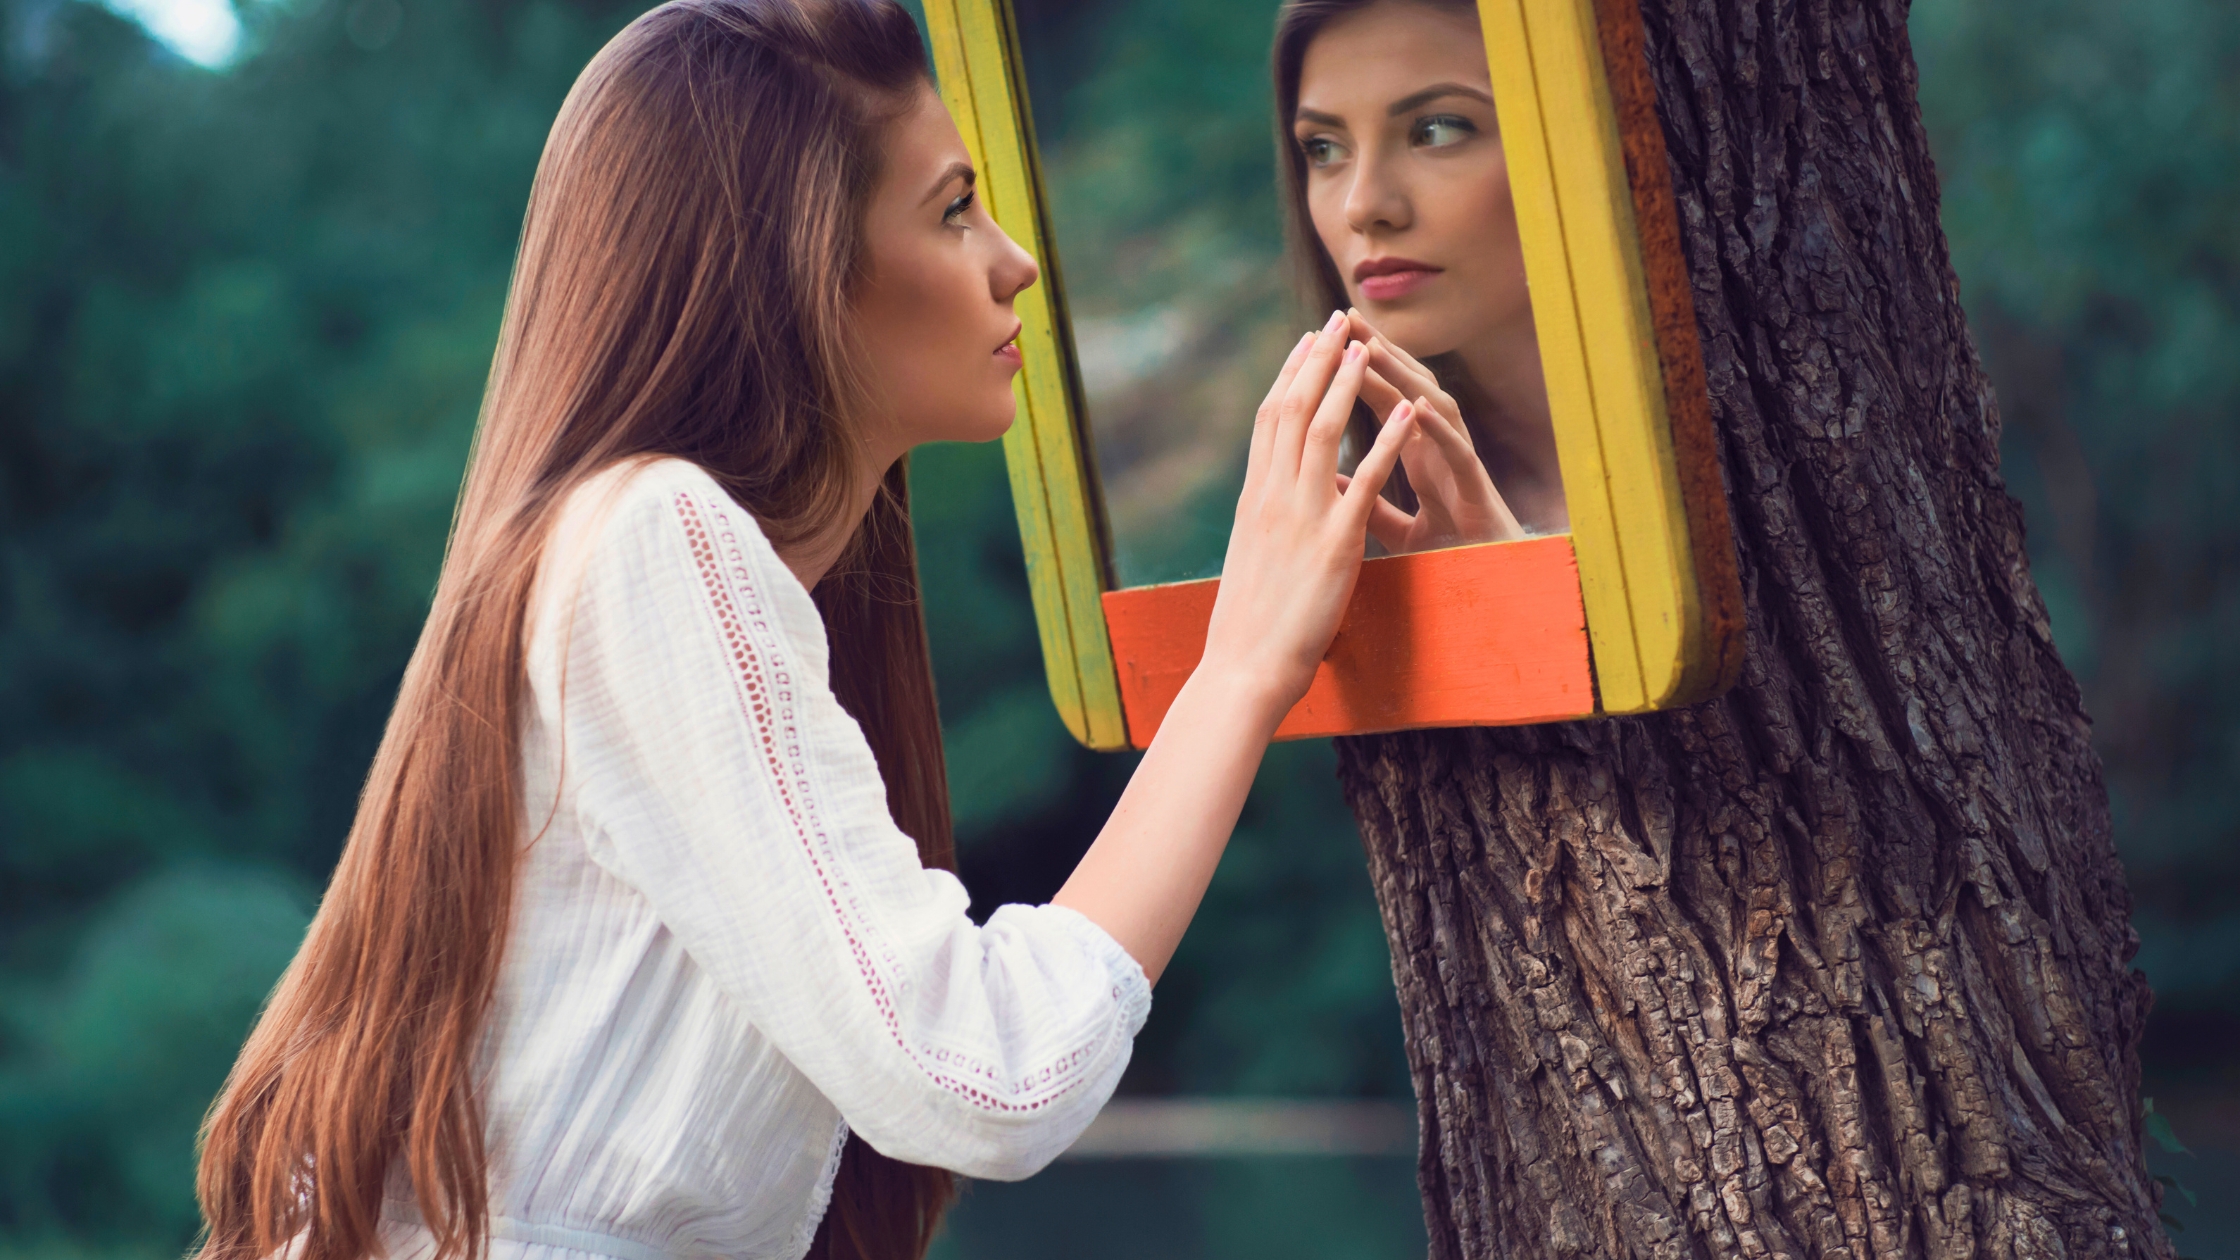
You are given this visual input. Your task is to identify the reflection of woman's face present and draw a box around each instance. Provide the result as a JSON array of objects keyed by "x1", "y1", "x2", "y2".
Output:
[{"x1": 1293, "y1": 1, "x2": 1528, "y2": 361}]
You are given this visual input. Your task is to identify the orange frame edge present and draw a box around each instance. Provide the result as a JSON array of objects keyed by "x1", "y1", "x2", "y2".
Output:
[{"x1": 1104, "y1": 537, "x2": 1596, "y2": 747}]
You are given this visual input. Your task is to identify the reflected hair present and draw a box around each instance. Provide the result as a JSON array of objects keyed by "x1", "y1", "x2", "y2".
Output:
[{"x1": 194, "y1": 4, "x2": 956, "y2": 1260}]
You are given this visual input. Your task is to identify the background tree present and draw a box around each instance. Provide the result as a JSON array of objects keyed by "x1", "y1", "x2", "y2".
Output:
[{"x1": 1332, "y1": 0, "x2": 2210, "y2": 1255}]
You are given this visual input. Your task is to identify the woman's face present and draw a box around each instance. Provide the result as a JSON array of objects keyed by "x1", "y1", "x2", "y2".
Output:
[
  {"x1": 1293, "y1": 1, "x2": 1529, "y2": 360},
  {"x1": 851, "y1": 84, "x2": 1039, "y2": 457}
]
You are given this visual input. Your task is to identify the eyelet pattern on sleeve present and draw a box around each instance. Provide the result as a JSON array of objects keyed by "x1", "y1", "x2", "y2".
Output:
[
  {"x1": 422, "y1": 458, "x2": 1150, "y2": 1260},
  {"x1": 671, "y1": 488, "x2": 1128, "y2": 1116}
]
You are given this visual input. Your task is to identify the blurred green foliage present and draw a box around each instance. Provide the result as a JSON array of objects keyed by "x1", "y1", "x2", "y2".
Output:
[
  {"x1": 1013, "y1": 0, "x2": 1301, "y2": 587},
  {"x1": 0, "y1": 0, "x2": 2232, "y2": 1255},
  {"x1": 1913, "y1": 0, "x2": 2240, "y2": 1038}
]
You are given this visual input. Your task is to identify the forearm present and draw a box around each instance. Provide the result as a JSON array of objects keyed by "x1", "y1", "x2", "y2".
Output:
[
  {"x1": 1051, "y1": 317, "x2": 1409, "y2": 986},
  {"x1": 1051, "y1": 667, "x2": 1289, "y2": 985}
]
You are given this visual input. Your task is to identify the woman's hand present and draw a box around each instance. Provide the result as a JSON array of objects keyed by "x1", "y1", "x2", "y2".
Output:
[
  {"x1": 1200, "y1": 310, "x2": 1417, "y2": 718},
  {"x1": 1051, "y1": 311, "x2": 1411, "y2": 985},
  {"x1": 1343, "y1": 308, "x2": 1527, "y2": 554}
]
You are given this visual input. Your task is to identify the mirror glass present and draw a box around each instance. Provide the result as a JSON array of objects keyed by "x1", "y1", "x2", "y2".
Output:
[{"x1": 1016, "y1": 0, "x2": 1569, "y2": 589}]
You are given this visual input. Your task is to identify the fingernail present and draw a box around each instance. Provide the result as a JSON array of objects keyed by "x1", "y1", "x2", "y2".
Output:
[
  {"x1": 1325, "y1": 309, "x2": 1346, "y2": 334},
  {"x1": 1345, "y1": 341, "x2": 1362, "y2": 362}
]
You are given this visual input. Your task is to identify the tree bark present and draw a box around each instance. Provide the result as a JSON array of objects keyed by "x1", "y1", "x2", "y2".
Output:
[{"x1": 1333, "y1": 0, "x2": 2165, "y2": 1255}]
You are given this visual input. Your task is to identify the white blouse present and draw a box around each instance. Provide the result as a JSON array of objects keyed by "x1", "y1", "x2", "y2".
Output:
[{"x1": 377, "y1": 458, "x2": 1151, "y2": 1260}]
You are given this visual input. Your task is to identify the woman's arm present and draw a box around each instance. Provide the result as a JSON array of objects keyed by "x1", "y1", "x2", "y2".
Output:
[
  {"x1": 542, "y1": 461, "x2": 1159, "y2": 1177},
  {"x1": 1052, "y1": 312, "x2": 1416, "y2": 984}
]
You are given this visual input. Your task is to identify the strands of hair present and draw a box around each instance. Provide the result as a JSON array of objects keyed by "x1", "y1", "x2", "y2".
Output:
[{"x1": 192, "y1": 3, "x2": 956, "y2": 1260}]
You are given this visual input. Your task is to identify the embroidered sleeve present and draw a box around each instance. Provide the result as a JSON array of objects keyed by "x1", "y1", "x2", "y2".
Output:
[{"x1": 548, "y1": 461, "x2": 1150, "y2": 1180}]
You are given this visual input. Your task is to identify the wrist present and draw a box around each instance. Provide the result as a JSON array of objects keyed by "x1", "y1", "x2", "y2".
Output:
[{"x1": 1177, "y1": 654, "x2": 1299, "y2": 736}]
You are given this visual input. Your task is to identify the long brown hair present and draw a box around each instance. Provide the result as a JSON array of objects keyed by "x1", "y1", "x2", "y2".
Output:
[{"x1": 195, "y1": 3, "x2": 956, "y2": 1259}]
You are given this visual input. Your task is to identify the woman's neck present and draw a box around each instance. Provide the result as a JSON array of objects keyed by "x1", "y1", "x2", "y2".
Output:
[
  {"x1": 1453, "y1": 320, "x2": 1568, "y2": 534},
  {"x1": 773, "y1": 440, "x2": 896, "y2": 591}
]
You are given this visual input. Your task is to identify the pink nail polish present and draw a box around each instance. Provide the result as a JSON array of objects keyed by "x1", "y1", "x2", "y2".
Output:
[{"x1": 1345, "y1": 342, "x2": 1362, "y2": 362}]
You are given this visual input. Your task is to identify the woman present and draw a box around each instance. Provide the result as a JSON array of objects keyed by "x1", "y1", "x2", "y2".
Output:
[
  {"x1": 192, "y1": 3, "x2": 1416, "y2": 1260},
  {"x1": 1275, "y1": 0, "x2": 1569, "y2": 549}
]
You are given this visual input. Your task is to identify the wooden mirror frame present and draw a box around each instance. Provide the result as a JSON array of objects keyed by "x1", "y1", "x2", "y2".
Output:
[{"x1": 923, "y1": 0, "x2": 1744, "y2": 752}]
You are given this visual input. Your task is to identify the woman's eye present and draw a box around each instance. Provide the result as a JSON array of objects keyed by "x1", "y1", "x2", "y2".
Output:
[
  {"x1": 943, "y1": 190, "x2": 976, "y2": 225},
  {"x1": 1300, "y1": 137, "x2": 1345, "y2": 168},
  {"x1": 1411, "y1": 115, "x2": 1477, "y2": 149}
]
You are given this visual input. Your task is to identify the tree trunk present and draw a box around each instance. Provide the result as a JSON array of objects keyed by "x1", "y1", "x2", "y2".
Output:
[{"x1": 1332, "y1": 0, "x2": 2165, "y2": 1255}]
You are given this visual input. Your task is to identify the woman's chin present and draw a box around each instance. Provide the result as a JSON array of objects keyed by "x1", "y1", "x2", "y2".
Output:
[
  {"x1": 1357, "y1": 305, "x2": 1465, "y2": 361},
  {"x1": 898, "y1": 396, "x2": 1014, "y2": 451},
  {"x1": 1392, "y1": 330, "x2": 1466, "y2": 363},
  {"x1": 956, "y1": 396, "x2": 1017, "y2": 446}
]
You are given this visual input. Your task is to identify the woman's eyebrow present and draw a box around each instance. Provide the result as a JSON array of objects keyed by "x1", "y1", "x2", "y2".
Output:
[
  {"x1": 1387, "y1": 83, "x2": 1497, "y2": 115},
  {"x1": 921, "y1": 161, "x2": 975, "y2": 205},
  {"x1": 1294, "y1": 107, "x2": 1346, "y2": 128}
]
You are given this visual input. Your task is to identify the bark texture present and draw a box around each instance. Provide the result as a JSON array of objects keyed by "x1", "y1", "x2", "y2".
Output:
[{"x1": 1332, "y1": 0, "x2": 2165, "y2": 1255}]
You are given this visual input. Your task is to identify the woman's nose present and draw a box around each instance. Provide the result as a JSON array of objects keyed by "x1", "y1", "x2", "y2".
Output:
[
  {"x1": 990, "y1": 221, "x2": 1039, "y2": 300},
  {"x1": 1010, "y1": 249, "x2": 1040, "y2": 300},
  {"x1": 1343, "y1": 153, "x2": 1412, "y2": 235}
]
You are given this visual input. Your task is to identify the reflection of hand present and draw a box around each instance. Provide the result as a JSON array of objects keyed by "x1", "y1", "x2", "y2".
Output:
[
  {"x1": 1202, "y1": 311, "x2": 1417, "y2": 710},
  {"x1": 1341, "y1": 308, "x2": 1527, "y2": 553}
]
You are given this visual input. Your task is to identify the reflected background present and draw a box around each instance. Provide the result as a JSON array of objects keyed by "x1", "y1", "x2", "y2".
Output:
[{"x1": 1020, "y1": 0, "x2": 1292, "y2": 585}]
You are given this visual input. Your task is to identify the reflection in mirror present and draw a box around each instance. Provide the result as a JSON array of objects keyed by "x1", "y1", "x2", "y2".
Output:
[
  {"x1": 1019, "y1": 0, "x2": 1563, "y2": 587},
  {"x1": 1276, "y1": 0, "x2": 1566, "y2": 549}
]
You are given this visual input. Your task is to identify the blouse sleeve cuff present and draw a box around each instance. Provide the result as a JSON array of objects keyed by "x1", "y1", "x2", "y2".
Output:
[{"x1": 988, "y1": 901, "x2": 1153, "y2": 1040}]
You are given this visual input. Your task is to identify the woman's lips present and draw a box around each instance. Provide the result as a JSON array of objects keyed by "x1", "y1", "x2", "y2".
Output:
[
  {"x1": 1355, "y1": 257, "x2": 1442, "y2": 302},
  {"x1": 995, "y1": 323, "x2": 1024, "y2": 368}
]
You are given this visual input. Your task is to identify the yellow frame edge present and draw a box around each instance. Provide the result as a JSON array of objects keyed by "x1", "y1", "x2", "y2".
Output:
[
  {"x1": 924, "y1": 0, "x2": 1130, "y2": 750},
  {"x1": 1481, "y1": 0, "x2": 1706, "y2": 713}
]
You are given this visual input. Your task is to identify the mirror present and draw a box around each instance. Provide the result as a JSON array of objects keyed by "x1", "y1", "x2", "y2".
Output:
[
  {"x1": 1015, "y1": 0, "x2": 1565, "y2": 588},
  {"x1": 926, "y1": 0, "x2": 1744, "y2": 750}
]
